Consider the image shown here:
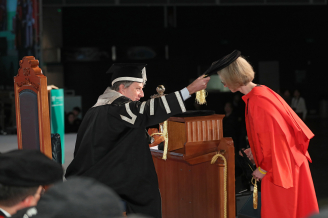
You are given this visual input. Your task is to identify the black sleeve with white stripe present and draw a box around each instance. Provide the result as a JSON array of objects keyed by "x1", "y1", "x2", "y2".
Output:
[{"x1": 118, "y1": 91, "x2": 186, "y2": 128}]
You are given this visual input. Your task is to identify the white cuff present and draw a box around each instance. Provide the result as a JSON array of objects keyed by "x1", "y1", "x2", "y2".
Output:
[{"x1": 180, "y1": 87, "x2": 191, "y2": 101}]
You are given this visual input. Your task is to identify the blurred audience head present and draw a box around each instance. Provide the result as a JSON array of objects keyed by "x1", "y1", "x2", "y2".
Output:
[
  {"x1": 294, "y1": 89, "x2": 301, "y2": 98},
  {"x1": 224, "y1": 102, "x2": 233, "y2": 116},
  {"x1": 72, "y1": 107, "x2": 81, "y2": 117},
  {"x1": 0, "y1": 149, "x2": 63, "y2": 216},
  {"x1": 233, "y1": 93, "x2": 241, "y2": 104},
  {"x1": 283, "y1": 89, "x2": 290, "y2": 98},
  {"x1": 12, "y1": 177, "x2": 124, "y2": 218},
  {"x1": 67, "y1": 112, "x2": 76, "y2": 124}
]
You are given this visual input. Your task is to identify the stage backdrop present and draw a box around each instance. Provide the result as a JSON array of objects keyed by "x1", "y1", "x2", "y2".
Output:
[{"x1": 0, "y1": 0, "x2": 41, "y2": 89}]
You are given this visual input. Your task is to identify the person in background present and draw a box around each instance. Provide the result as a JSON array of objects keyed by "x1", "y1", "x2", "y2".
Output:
[
  {"x1": 206, "y1": 50, "x2": 319, "y2": 218},
  {"x1": 0, "y1": 150, "x2": 63, "y2": 217},
  {"x1": 72, "y1": 107, "x2": 81, "y2": 117},
  {"x1": 291, "y1": 89, "x2": 307, "y2": 121},
  {"x1": 282, "y1": 89, "x2": 292, "y2": 106},
  {"x1": 65, "y1": 107, "x2": 82, "y2": 133},
  {"x1": 65, "y1": 112, "x2": 79, "y2": 133},
  {"x1": 72, "y1": 107, "x2": 82, "y2": 125}
]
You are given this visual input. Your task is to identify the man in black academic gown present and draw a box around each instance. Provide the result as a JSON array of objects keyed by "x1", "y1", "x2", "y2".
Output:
[{"x1": 65, "y1": 63, "x2": 210, "y2": 218}]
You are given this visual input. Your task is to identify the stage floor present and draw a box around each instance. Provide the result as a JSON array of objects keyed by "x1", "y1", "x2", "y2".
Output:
[{"x1": 0, "y1": 133, "x2": 76, "y2": 170}]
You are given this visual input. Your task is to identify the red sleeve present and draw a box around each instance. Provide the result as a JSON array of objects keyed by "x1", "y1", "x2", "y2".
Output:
[
  {"x1": 252, "y1": 102, "x2": 294, "y2": 188},
  {"x1": 251, "y1": 106, "x2": 272, "y2": 172}
]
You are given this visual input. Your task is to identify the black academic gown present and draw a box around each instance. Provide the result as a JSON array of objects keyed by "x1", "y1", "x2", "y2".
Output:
[{"x1": 65, "y1": 88, "x2": 187, "y2": 218}]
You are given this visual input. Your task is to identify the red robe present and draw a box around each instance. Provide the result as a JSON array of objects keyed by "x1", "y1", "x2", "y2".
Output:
[{"x1": 242, "y1": 85, "x2": 319, "y2": 218}]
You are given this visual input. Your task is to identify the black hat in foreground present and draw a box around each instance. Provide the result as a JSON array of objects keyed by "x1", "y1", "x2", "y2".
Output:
[
  {"x1": 0, "y1": 149, "x2": 63, "y2": 187},
  {"x1": 204, "y1": 50, "x2": 241, "y2": 77},
  {"x1": 13, "y1": 177, "x2": 124, "y2": 218},
  {"x1": 107, "y1": 63, "x2": 147, "y2": 86}
]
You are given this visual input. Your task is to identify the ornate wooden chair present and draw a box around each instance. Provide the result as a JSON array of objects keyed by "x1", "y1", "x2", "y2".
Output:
[{"x1": 13, "y1": 56, "x2": 52, "y2": 158}]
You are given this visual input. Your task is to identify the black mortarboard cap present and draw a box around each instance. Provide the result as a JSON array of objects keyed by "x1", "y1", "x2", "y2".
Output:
[
  {"x1": 204, "y1": 50, "x2": 241, "y2": 77},
  {"x1": 0, "y1": 149, "x2": 63, "y2": 187},
  {"x1": 106, "y1": 63, "x2": 147, "y2": 86},
  {"x1": 14, "y1": 177, "x2": 124, "y2": 218}
]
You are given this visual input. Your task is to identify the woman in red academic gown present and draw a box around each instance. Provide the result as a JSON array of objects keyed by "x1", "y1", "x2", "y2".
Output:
[{"x1": 214, "y1": 50, "x2": 319, "y2": 218}]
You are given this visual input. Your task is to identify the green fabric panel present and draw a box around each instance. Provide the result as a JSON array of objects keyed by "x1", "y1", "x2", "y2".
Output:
[{"x1": 50, "y1": 89, "x2": 65, "y2": 164}]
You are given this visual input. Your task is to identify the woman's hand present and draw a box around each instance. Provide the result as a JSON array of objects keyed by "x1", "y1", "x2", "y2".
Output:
[
  {"x1": 252, "y1": 168, "x2": 266, "y2": 181},
  {"x1": 239, "y1": 148, "x2": 255, "y2": 164}
]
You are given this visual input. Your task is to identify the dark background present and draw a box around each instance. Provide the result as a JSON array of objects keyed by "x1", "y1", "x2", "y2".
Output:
[{"x1": 62, "y1": 5, "x2": 326, "y2": 115}]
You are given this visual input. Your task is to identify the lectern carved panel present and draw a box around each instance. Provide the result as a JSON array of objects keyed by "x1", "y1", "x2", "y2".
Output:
[
  {"x1": 186, "y1": 119, "x2": 221, "y2": 142},
  {"x1": 167, "y1": 115, "x2": 224, "y2": 155}
]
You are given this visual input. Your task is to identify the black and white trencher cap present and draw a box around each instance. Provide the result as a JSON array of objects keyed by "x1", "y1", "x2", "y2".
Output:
[{"x1": 106, "y1": 63, "x2": 147, "y2": 86}]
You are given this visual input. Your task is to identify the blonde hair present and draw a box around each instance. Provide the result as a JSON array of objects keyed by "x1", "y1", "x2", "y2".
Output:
[{"x1": 218, "y1": 56, "x2": 254, "y2": 90}]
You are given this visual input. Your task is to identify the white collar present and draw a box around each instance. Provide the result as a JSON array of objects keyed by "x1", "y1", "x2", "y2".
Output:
[
  {"x1": 0, "y1": 207, "x2": 11, "y2": 217},
  {"x1": 93, "y1": 87, "x2": 123, "y2": 107}
]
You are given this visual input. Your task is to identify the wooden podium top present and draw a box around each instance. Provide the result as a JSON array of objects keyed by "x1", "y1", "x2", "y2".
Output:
[
  {"x1": 168, "y1": 114, "x2": 225, "y2": 123},
  {"x1": 152, "y1": 113, "x2": 228, "y2": 165}
]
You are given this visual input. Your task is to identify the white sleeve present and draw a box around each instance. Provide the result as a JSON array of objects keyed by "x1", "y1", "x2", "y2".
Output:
[{"x1": 180, "y1": 87, "x2": 191, "y2": 101}]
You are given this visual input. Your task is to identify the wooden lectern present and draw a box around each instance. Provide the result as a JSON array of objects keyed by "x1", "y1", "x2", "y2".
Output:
[
  {"x1": 151, "y1": 114, "x2": 235, "y2": 218},
  {"x1": 13, "y1": 56, "x2": 52, "y2": 158}
]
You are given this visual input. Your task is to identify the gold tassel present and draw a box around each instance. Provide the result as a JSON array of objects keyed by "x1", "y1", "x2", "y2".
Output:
[
  {"x1": 195, "y1": 89, "x2": 207, "y2": 105},
  {"x1": 149, "y1": 121, "x2": 169, "y2": 160},
  {"x1": 251, "y1": 177, "x2": 258, "y2": 209},
  {"x1": 162, "y1": 121, "x2": 169, "y2": 160}
]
